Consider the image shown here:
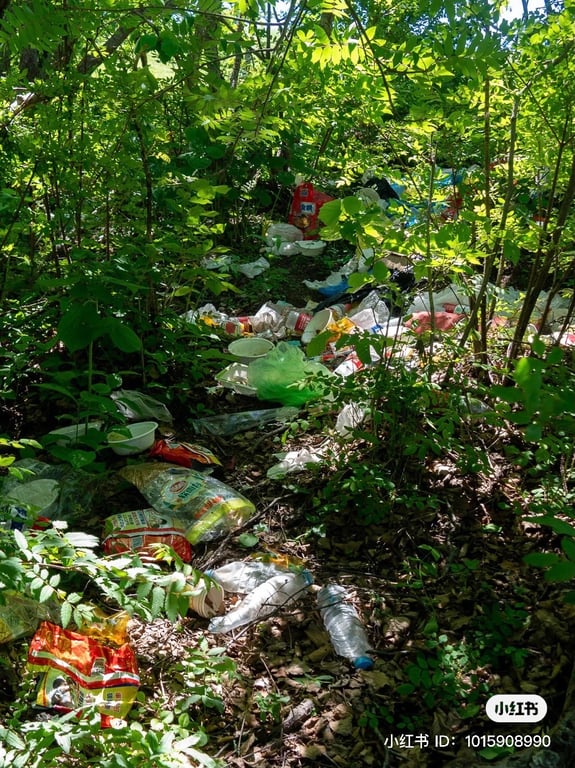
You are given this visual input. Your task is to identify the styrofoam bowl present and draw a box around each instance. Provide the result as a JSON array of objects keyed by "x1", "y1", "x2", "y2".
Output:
[
  {"x1": 297, "y1": 240, "x2": 326, "y2": 256},
  {"x1": 228, "y1": 337, "x2": 274, "y2": 364},
  {"x1": 107, "y1": 421, "x2": 158, "y2": 455}
]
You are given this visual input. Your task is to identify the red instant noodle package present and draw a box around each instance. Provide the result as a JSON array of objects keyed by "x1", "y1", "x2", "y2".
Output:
[
  {"x1": 28, "y1": 621, "x2": 140, "y2": 727},
  {"x1": 103, "y1": 508, "x2": 193, "y2": 562}
]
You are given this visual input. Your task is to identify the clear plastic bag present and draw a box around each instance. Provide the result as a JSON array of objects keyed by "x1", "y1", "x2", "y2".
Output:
[
  {"x1": 111, "y1": 389, "x2": 173, "y2": 424},
  {"x1": 119, "y1": 463, "x2": 256, "y2": 544}
]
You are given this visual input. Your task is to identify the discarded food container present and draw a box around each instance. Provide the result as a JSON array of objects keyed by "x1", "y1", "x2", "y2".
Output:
[
  {"x1": 28, "y1": 621, "x2": 140, "y2": 727},
  {"x1": 333, "y1": 353, "x2": 365, "y2": 378},
  {"x1": 4, "y1": 479, "x2": 60, "y2": 519},
  {"x1": 78, "y1": 609, "x2": 131, "y2": 647},
  {"x1": 301, "y1": 309, "x2": 338, "y2": 344},
  {"x1": 191, "y1": 407, "x2": 300, "y2": 436},
  {"x1": 111, "y1": 389, "x2": 173, "y2": 424},
  {"x1": 208, "y1": 570, "x2": 313, "y2": 633},
  {"x1": 103, "y1": 508, "x2": 193, "y2": 562},
  {"x1": 266, "y1": 222, "x2": 304, "y2": 244},
  {"x1": 0, "y1": 591, "x2": 59, "y2": 644},
  {"x1": 228, "y1": 337, "x2": 274, "y2": 364},
  {"x1": 247, "y1": 342, "x2": 334, "y2": 406},
  {"x1": 186, "y1": 576, "x2": 225, "y2": 618},
  {"x1": 215, "y1": 362, "x2": 257, "y2": 396},
  {"x1": 47, "y1": 422, "x2": 103, "y2": 445},
  {"x1": 107, "y1": 421, "x2": 158, "y2": 455},
  {"x1": 118, "y1": 463, "x2": 256, "y2": 544},
  {"x1": 206, "y1": 559, "x2": 290, "y2": 593},
  {"x1": 283, "y1": 309, "x2": 312, "y2": 333},
  {"x1": 296, "y1": 240, "x2": 326, "y2": 256}
]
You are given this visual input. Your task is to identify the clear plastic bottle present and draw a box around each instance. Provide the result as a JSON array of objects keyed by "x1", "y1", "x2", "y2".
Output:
[
  {"x1": 191, "y1": 407, "x2": 300, "y2": 436},
  {"x1": 208, "y1": 570, "x2": 313, "y2": 634},
  {"x1": 318, "y1": 584, "x2": 374, "y2": 670},
  {"x1": 206, "y1": 560, "x2": 289, "y2": 593}
]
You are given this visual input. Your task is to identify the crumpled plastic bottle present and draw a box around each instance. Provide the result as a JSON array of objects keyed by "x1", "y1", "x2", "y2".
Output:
[
  {"x1": 208, "y1": 570, "x2": 313, "y2": 633},
  {"x1": 206, "y1": 559, "x2": 290, "y2": 593}
]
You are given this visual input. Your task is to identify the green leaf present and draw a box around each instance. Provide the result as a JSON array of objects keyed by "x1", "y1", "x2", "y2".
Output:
[
  {"x1": 316, "y1": 199, "x2": 341, "y2": 227},
  {"x1": 479, "y1": 746, "x2": 514, "y2": 761},
  {"x1": 342, "y1": 196, "x2": 364, "y2": 215},
  {"x1": 101, "y1": 318, "x2": 142, "y2": 353},
  {"x1": 157, "y1": 32, "x2": 180, "y2": 63},
  {"x1": 39, "y1": 584, "x2": 54, "y2": 603},
  {"x1": 305, "y1": 329, "x2": 332, "y2": 358},
  {"x1": 57, "y1": 303, "x2": 104, "y2": 352},
  {"x1": 490, "y1": 385, "x2": 521, "y2": 404},
  {"x1": 562, "y1": 537, "x2": 575, "y2": 561},
  {"x1": 151, "y1": 585, "x2": 165, "y2": 616},
  {"x1": 347, "y1": 272, "x2": 374, "y2": 289},
  {"x1": 48, "y1": 445, "x2": 97, "y2": 469},
  {"x1": 523, "y1": 551, "x2": 561, "y2": 567},
  {"x1": 545, "y1": 560, "x2": 575, "y2": 582},
  {"x1": 237, "y1": 533, "x2": 259, "y2": 548},
  {"x1": 524, "y1": 423, "x2": 542, "y2": 442},
  {"x1": 60, "y1": 601, "x2": 72, "y2": 628},
  {"x1": 546, "y1": 347, "x2": 563, "y2": 365},
  {"x1": 12, "y1": 528, "x2": 28, "y2": 553},
  {"x1": 136, "y1": 34, "x2": 159, "y2": 55},
  {"x1": 524, "y1": 516, "x2": 575, "y2": 536},
  {"x1": 372, "y1": 260, "x2": 390, "y2": 283}
]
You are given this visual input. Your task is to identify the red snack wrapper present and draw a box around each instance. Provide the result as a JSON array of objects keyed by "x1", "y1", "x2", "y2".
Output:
[
  {"x1": 28, "y1": 622, "x2": 139, "y2": 727},
  {"x1": 149, "y1": 439, "x2": 221, "y2": 470}
]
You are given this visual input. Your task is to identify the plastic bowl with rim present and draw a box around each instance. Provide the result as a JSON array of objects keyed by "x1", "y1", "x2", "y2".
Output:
[{"x1": 107, "y1": 421, "x2": 158, "y2": 456}]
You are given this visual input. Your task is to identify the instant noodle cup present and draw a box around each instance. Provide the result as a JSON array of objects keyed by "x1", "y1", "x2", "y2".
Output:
[{"x1": 185, "y1": 576, "x2": 225, "y2": 619}]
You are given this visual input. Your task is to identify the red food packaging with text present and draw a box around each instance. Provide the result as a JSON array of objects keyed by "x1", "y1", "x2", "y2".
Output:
[
  {"x1": 28, "y1": 622, "x2": 140, "y2": 727},
  {"x1": 289, "y1": 182, "x2": 334, "y2": 239}
]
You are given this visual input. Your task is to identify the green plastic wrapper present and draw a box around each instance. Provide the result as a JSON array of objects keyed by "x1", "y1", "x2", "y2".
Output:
[{"x1": 247, "y1": 341, "x2": 333, "y2": 406}]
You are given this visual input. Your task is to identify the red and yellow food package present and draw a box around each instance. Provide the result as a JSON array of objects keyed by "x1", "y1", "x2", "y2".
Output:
[
  {"x1": 28, "y1": 622, "x2": 140, "y2": 727},
  {"x1": 103, "y1": 508, "x2": 193, "y2": 562},
  {"x1": 148, "y1": 439, "x2": 221, "y2": 470}
]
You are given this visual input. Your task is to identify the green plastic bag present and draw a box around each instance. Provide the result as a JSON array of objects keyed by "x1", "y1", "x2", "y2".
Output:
[{"x1": 247, "y1": 342, "x2": 333, "y2": 406}]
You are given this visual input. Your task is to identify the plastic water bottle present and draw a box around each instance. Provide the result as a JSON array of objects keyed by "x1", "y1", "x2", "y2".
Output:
[
  {"x1": 208, "y1": 571, "x2": 313, "y2": 634},
  {"x1": 191, "y1": 407, "x2": 300, "y2": 436},
  {"x1": 206, "y1": 560, "x2": 289, "y2": 593},
  {"x1": 318, "y1": 584, "x2": 374, "y2": 670}
]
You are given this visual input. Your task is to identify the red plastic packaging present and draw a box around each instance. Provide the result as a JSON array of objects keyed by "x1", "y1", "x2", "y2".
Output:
[
  {"x1": 288, "y1": 182, "x2": 334, "y2": 239},
  {"x1": 28, "y1": 622, "x2": 139, "y2": 727},
  {"x1": 148, "y1": 439, "x2": 221, "y2": 470}
]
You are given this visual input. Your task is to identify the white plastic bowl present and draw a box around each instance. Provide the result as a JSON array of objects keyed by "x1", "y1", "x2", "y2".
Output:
[
  {"x1": 301, "y1": 309, "x2": 337, "y2": 344},
  {"x1": 297, "y1": 240, "x2": 326, "y2": 256},
  {"x1": 47, "y1": 421, "x2": 103, "y2": 445},
  {"x1": 228, "y1": 337, "x2": 274, "y2": 364},
  {"x1": 107, "y1": 421, "x2": 158, "y2": 455}
]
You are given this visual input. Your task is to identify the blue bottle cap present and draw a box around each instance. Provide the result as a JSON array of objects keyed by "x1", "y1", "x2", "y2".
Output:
[{"x1": 353, "y1": 656, "x2": 374, "y2": 670}]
